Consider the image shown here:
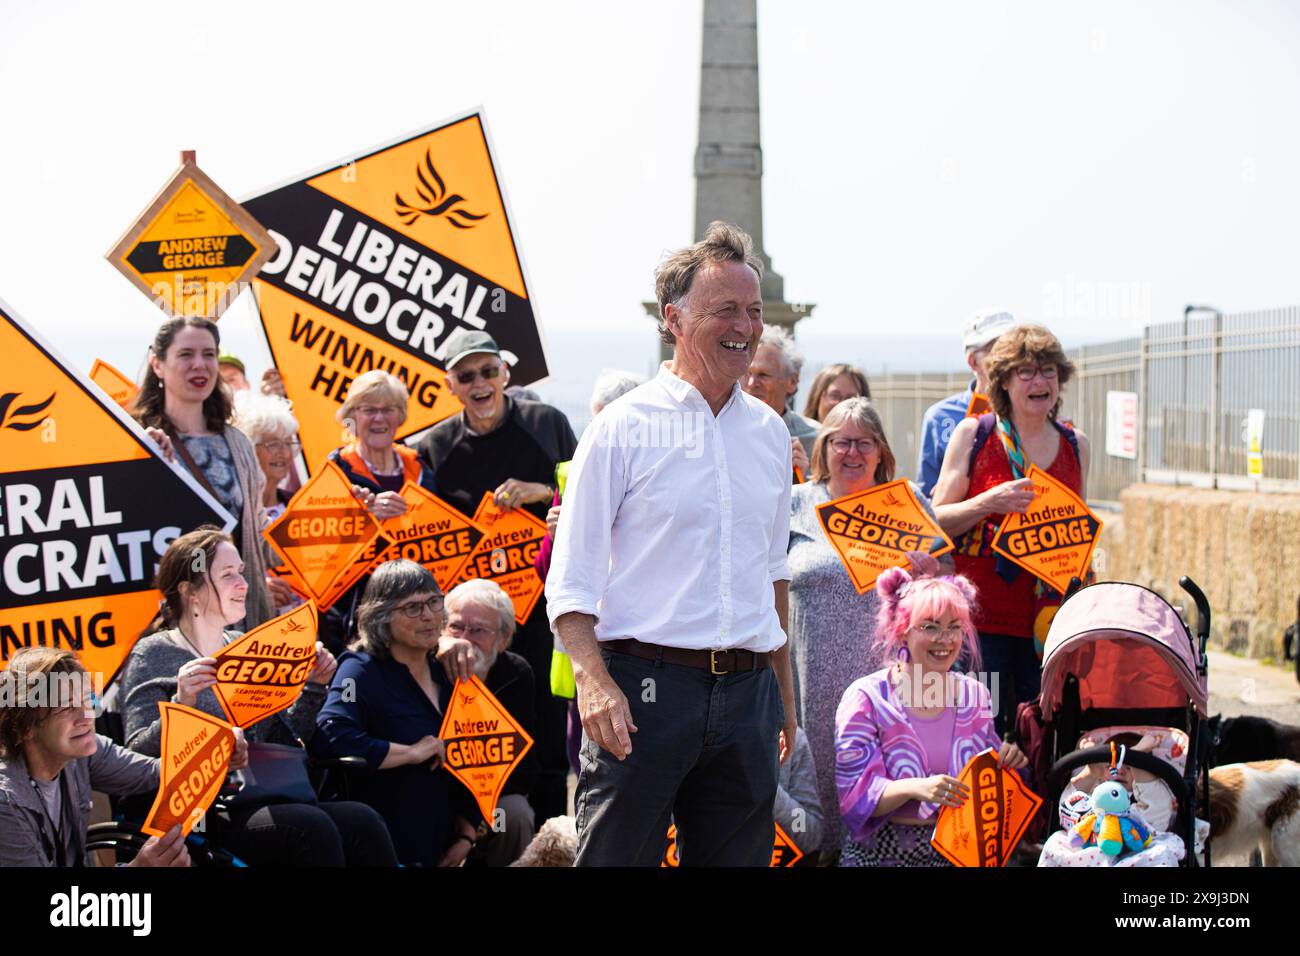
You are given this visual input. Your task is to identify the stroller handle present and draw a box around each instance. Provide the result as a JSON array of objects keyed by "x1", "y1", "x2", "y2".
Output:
[
  {"x1": 1178, "y1": 576, "x2": 1211, "y2": 649},
  {"x1": 1045, "y1": 745, "x2": 1197, "y2": 863}
]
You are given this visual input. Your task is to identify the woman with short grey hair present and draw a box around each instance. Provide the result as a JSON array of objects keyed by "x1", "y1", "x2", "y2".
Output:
[{"x1": 315, "y1": 560, "x2": 484, "y2": 866}]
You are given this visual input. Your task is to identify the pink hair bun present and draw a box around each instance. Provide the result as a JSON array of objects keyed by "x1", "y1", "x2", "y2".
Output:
[{"x1": 875, "y1": 566, "x2": 912, "y2": 604}]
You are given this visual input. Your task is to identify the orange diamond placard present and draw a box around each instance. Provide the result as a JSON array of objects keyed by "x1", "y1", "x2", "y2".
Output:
[
  {"x1": 815, "y1": 479, "x2": 953, "y2": 594},
  {"x1": 379, "y1": 483, "x2": 485, "y2": 590},
  {"x1": 212, "y1": 602, "x2": 319, "y2": 728},
  {"x1": 142, "y1": 703, "x2": 237, "y2": 837},
  {"x1": 452, "y1": 492, "x2": 547, "y2": 625},
  {"x1": 317, "y1": 532, "x2": 392, "y2": 612},
  {"x1": 439, "y1": 675, "x2": 534, "y2": 821},
  {"x1": 88, "y1": 359, "x2": 139, "y2": 409},
  {"x1": 931, "y1": 749, "x2": 1043, "y2": 867},
  {"x1": 991, "y1": 465, "x2": 1102, "y2": 594},
  {"x1": 107, "y1": 160, "x2": 275, "y2": 320},
  {"x1": 661, "y1": 822, "x2": 803, "y2": 867},
  {"x1": 264, "y1": 462, "x2": 384, "y2": 609},
  {"x1": 965, "y1": 392, "x2": 992, "y2": 418}
]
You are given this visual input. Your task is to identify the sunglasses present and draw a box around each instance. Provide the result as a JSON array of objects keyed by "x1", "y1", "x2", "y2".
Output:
[{"x1": 454, "y1": 365, "x2": 503, "y2": 386}]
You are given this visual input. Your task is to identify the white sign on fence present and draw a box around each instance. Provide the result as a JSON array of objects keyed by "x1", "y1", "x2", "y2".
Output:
[
  {"x1": 1245, "y1": 409, "x2": 1265, "y2": 478},
  {"x1": 1105, "y1": 391, "x2": 1138, "y2": 460}
]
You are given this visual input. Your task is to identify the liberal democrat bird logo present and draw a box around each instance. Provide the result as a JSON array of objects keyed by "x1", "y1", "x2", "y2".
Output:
[
  {"x1": 459, "y1": 690, "x2": 476, "y2": 706},
  {"x1": 394, "y1": 149, "x2": 488, "y2": 230},
  {"x1": 281, "y1": 619, "x2": 308, "y2": 633},
  {"x1": 0, "y1": 391, "x2": 54, "y2": 431},
  {"x1": 882, "y1": 491, "x2": 902, "y2": 508}
]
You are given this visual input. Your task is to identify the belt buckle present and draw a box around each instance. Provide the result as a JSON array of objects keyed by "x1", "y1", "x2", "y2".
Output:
[{"x1": 710, "y1": 650, "x2": 728, "y2": 676}]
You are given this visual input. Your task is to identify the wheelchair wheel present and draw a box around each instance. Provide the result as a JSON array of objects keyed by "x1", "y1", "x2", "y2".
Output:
[{"x1": 84, "y1": 822, "x2": 149, "y2": 866}]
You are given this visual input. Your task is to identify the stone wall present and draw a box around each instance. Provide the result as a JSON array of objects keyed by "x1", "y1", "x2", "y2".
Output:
[{"x1": 1098, "y1": 484, "x2": 1300, "y2": 659}]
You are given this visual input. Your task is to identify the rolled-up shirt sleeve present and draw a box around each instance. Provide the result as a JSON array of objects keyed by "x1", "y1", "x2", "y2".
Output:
[
  {"x1": 768, "y1": 425, "x2": 793, "y2": 583},
  {"x1": 545, "y1": 413, "x2": 625, "y2": 627}
]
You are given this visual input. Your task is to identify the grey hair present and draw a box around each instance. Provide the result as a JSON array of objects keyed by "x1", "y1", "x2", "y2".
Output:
[
  {"x1": 351, "y1": 559, "x2": 440, "y2": 660},
  {"x1": 653, "y1": 221, "x2": 764, "y2": 347},
  {"x1": 758, "y1": 325, "x2": 803, "y2": 378},
  {"x1": 589, "y1": 369, "x2": 646, "y2": 415},
  {"x1": 444, "y1": 579, "x2": 516, "y2": 646},
  {"x1": 233, "y1": 392, "x2": 299, "y2": 444}
]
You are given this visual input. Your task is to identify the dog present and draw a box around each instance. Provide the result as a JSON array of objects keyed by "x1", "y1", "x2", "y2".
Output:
[
  {"x1": 1208, "y1": 760, "x2": 1300, "y2": 866},
  {"x1": 511, "y1": 815, "x2": 578, "y2": 867},
  {"x1": 1211, "y1": 715, "x2": 1300, "y2": 765}
]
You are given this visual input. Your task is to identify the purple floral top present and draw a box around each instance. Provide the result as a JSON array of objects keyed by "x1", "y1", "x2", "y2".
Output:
[{"x1": 835, "y1": 669, "x2": 1002, "y2": 842}]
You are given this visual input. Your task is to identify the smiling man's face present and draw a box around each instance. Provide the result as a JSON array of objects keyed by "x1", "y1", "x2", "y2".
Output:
[
  {"x1": 447, "y1": 352, "x2": 509, "y2": 430},
  {"x1": 743, "y1": 342, "x2": 797, "y2": 416},
  {"x1": 666, "y1": 260, "x2": 763, "y2": 404}
]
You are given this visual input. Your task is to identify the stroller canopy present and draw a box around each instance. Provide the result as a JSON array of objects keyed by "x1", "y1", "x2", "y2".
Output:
[{"x1": 1040, "y1": 582, "x2": 1208, "y2": 719}]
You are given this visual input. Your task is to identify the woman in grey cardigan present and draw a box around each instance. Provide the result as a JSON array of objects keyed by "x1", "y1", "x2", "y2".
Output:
[
  {"x1": 118, "y1": 527, "x2": 397, "y2": 866},
  {"x1": 131, "y1": 316, "x2": 276, "y2": 629}
]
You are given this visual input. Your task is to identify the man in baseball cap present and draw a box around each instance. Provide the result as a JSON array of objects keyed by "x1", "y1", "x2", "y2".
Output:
[
  {"x1": 412, "y1": 326, "x2": 579, "y2": 826},
  {"x1": 915, "y1": 308, "x2": 1018, "y2": 496}
]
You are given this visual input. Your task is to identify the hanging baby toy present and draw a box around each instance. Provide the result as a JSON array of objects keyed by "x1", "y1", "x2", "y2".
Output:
[{"x1": 1070, "y1": 743, "x2": 1153, "y2": 857}]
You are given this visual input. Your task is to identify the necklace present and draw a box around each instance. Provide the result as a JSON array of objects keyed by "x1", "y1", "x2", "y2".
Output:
[
  {"x1": 359, "y1": 446, "x2": 401, "y2": 476},
  {"x1": 173, "y1": 624, "x2": 226, "y2": 658}
]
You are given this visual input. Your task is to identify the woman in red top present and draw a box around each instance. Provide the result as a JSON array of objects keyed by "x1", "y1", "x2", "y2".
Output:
[{"x1": 931, "y1": 325, "x2": 1091, "y2": 733}]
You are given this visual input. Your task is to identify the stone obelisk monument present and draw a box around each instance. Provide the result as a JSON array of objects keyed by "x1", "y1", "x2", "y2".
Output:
[{"x1": 648, "y1": 0, "x2": 813, "y2": 359}]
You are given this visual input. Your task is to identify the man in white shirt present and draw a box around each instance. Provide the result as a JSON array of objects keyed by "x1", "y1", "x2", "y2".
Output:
[{"x1": 546, "y1": 221, "x2": 798, "y2": 866}]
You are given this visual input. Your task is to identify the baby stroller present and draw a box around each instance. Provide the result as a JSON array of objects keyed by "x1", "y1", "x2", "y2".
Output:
[{"x1": 1032, "y1": 577, "x2": 1212, "y2": 867}]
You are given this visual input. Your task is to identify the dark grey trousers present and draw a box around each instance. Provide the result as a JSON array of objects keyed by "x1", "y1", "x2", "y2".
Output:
[{"x1": 574, "y1": 648, "x2": 784, "y2": 867}]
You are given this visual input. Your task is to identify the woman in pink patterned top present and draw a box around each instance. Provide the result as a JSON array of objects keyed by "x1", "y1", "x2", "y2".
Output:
[{"x1": 834, "y1": 564, "x2": 1027, "y2": 866}]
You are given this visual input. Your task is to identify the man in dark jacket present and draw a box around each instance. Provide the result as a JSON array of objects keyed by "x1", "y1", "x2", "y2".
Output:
[
  {"x1": 416, "y1": 329, "x2": 576, "y2": 823},
  {"x1": 0, "y1": 646, "x2": 190, "y2": 867}
]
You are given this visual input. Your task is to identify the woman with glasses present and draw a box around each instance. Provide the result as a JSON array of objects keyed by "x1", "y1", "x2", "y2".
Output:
[
  {"x1": 835, "y1": 565, "x2": 1027, "y2": 867},
  {"x1": 233, "y1": 393, "x2": 307, "y2": 614},
  {"x1": 931, "y1": 324, "x2": 1091, "y2": 733},
  {"x1": 314, "y1": 560, "x2": 485, "y2": 867},
  {"x1": 328, "y1": 369, "x2": 437, "y2": 518},
  {"x1": 801, "y1": 363, "x2": 872, "y2": 423},
  {"x1": 316, "y1": 370, "x2": 438, "y2": 651},
  {"x1": 786, "y1": 397, "x2": 948, "y2": 861}
]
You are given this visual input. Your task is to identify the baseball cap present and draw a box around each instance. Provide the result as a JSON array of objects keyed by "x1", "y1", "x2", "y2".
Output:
[
  {"x1": 443, "y1": 329, "x2": 500, "y2": 370},
  {"x1": 217, "y1": 353, "x2": 246, "y2": 373},
  {"x1": 962, "y1": 309, "x2": 1017, "y2": 351}
]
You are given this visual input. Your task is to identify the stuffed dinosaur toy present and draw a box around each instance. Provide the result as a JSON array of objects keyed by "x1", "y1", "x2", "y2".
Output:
[{"x1": 1071, "y1": 762, "x2": 1153, "y2": 857}]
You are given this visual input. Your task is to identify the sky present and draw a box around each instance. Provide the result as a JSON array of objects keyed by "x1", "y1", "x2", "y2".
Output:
[{"x1": 1, "y1": 0, "x2": 1297, "y2": 409}]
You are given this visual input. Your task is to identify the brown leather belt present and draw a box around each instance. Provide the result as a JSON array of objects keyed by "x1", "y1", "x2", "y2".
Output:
[{"x1": 602, "y1": 638, "x2": 770, "y2": 675}]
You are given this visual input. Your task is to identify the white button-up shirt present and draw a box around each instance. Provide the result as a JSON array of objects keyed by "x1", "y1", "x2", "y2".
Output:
[{"x1": 545, "y1": 363, "x2": 792, "y2": 652}]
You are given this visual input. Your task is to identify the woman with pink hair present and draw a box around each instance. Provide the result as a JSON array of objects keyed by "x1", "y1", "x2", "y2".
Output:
[{"x1": 834, "y1": 564, "x2": 1027, "y2": 866}]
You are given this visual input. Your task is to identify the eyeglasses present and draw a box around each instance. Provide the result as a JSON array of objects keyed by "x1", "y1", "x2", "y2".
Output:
[
  {"x1": 912, "y1": 622, "x2": 965, "y2": 640},
  {"x1": 828, "y1": 437, "x2": 878, "y2": 456},
  {"x1": 446, "y1": 621, "x2": 498, "y2": 641},
  {"x1": 354, "y1": 405, "x2": 401, "y2": 418},
  {"x1": 454, "y1": 365, "x2": 503, "y2": 386},
  {"x1": 1013, "y1": 364, "x2": 1059, "y2": 382},
  {"x1": 395, "y1": 596, "x2": 444, "y2": 619},
  {"x1": 256, "y1": 439, "x2": 301, "y2": 454}
]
